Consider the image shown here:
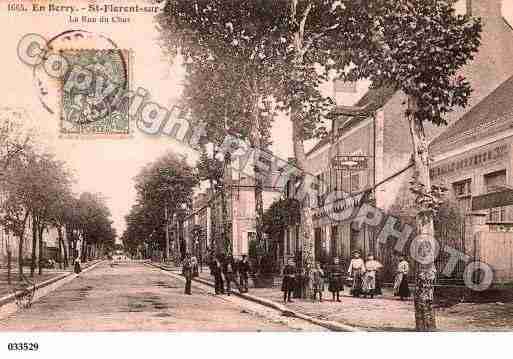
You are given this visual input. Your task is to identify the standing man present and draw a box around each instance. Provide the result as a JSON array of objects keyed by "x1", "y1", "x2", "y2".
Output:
[
  {"x1": 327, "y1": 257, "x2": 344, "y2": 302},
  {"x1": 223, "y1": 255, "x2": 236, "y2": 295},
  {"x1": 282, "y1": 259, "x2": 296, "y2": 303},
  {"x1": 211, "y1": 255, "x2": 224, "y2": 295},
  {"x1": 238, "y1": 255, "x2": 250, "y2": 293},
  {"x1": 183, "y1": 253, "x2": 193, "y2": 295}
]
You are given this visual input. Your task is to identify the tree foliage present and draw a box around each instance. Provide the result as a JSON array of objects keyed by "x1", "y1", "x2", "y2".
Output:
[
  {"x1": 123, "y1": 151, "x2": 198, "y2": 258},
  {"x1": 340, "y1": 0, "x2": 481, "y2": 125},
  {"x1": 263, "y1": 198, "x2": 300, "y2": 239}
]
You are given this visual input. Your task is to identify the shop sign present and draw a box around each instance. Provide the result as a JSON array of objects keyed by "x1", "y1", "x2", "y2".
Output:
[
  {"x1": 431, "y1": 144, "x2": 509, "y2": 179},
  {"x1": 332, "y1": 155, "x2": 368, "y2": 171},
  {"x1": 313, "y1": 192, "x2": 366, "y2": 219}
]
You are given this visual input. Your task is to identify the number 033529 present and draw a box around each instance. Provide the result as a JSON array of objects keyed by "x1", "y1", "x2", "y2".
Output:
[{"x1": 7, "y1": 342, "x2": 39, "y2": 351}]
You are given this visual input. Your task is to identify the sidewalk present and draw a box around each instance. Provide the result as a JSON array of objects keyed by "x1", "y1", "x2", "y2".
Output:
[
  {"x1": 0, "y1": 261, "x2": 100, "y2": 298},
  {"x1": 158, "y1": 264, "x2": 513, "y2": 331}
]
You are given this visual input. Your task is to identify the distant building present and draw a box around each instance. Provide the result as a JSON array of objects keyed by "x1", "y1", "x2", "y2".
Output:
[{"x1": 179, "y1": 164, "x2": 283, "y2": 261}]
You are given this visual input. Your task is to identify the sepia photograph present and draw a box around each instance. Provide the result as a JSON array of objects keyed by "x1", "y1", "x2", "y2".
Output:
[{"x1": 1, "y1": 0, "x2": 513, "y2": 357}]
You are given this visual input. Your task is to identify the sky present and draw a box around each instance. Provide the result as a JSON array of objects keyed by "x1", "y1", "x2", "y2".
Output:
[{"x1": 1, "y1": 0, "x2": 512, "y2": 239}]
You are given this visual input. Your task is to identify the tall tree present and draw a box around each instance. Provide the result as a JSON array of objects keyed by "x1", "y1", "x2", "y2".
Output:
[
  {"x1": 157, "y1": 0, "x2": 350, "y2": 294},
  {"x1": 129, "y1": 151, "x2": 198, "y2": 260},
  {"x1": 339, "y1": 0, "x2": 481, "y2": 330}
]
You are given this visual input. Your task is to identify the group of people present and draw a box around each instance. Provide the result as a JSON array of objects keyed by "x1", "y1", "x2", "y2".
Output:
[
  {"x1": 181, "y1": 249, "x2": 412, "y2": 301},
  {"x1": 281, "y1": 251, "x2": 411, "y2": 303},
  {"x1": 208, "y1": 253, "x2": 251, "y2": 295}
]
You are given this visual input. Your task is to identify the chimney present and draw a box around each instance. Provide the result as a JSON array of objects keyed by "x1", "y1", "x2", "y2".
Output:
[
  {"x1": 461, "y1": 0, "x2": 513, "y2": 101},
  {"x1": 468, "y1": 0, "x2": 502, "y2": 19},
  {"x1": 426, "y1": 0, "x2": 512, "y2": 140}
]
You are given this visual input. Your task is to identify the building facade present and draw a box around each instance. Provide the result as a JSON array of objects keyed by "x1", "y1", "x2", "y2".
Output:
[
  {"x1": 430, "y1": 75, "x2": 513, "y2": 284},
  {"x1": 283, "y1": 0, "x2": 513, "y2": 281}
]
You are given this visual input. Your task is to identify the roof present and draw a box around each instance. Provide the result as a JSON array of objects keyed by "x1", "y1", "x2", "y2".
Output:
[
  {"x1": 430, "y1": 74, "x2": 513, "y2": 154},
  {"x1": 306, "y1": 85, "x2": 397, "y2": 158}
]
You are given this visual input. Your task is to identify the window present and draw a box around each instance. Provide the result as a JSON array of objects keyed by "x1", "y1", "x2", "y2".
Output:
[
  {"x1": 351, "y1": 173, "x2": 360, "y2": 192},
  {"x1": 453, "y1": 179, "x2": 471, "y2": 197},
  {"x1": 485, "y1": 170, "x2": 507, "y2": 193},
  {"x1": 316, "y1": 171, "x2": 331, "y2": 205},
  {"x1": 489, "y1": 207, "x2": 506, "y2": 222},
  {"x1": 342, "y1": 174, "x2": 350, "y2": 192}
]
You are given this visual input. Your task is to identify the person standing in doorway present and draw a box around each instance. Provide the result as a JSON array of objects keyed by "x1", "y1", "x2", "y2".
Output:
[
  {"x1": 282, "y1": 259, "x2": 296, "y2": 303},
  {"x1": 183, "y1": 253, "x2": 193, "y2": 295},
  {"x1": 328, "y1": 257, "x2": 344, "y2": 302},
  {"x1": 394, "y1": 256, "x2": 411, "y2": 300},
  {"x1": 348, "y1": 251, "x2": 365, "y2": 297}
]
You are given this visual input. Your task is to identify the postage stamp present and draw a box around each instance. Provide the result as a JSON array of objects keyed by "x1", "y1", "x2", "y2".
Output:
[{"x1": 58, "y1": 49, "x2": 132, "y2": 138}]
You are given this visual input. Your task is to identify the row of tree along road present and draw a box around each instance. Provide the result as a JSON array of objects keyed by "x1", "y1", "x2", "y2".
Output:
[{"x1": 0, "y1": 110, "x2": 116, "y2": 283}]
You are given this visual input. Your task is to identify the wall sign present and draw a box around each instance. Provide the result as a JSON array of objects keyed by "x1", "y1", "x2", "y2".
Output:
[
  {"x1": 332, "y1": 155, "x2": 368, "y2": 171},
  {"x1": 431, "y1": 144, "x2": 509, "y2": 179}
]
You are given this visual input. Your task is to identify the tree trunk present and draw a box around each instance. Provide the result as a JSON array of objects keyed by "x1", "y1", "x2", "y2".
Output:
[
  {"x1": 291, "y1": 112, "x2": 315, "y2": 299},
  {"x1": 221, "y1": 153, "x2": 232, "y2": 256},
  {"x1": 17, "y1": 234, "x2": 23, "y2": 281},
  {"x1": 219, "y1": 186, "x2": 230, "y2": 255},
  {"x1": 209, "y1": 178, "x2": 217, "y2": 254},
  {"x1": 165, "y1": 203, "x2": 170, "y2": 261},
  {"x1": 290, "y1": 0, "x2": 315, "y2": 299},
  {"x1": 17, "y1": 212, "x2": 30, "y2": 280},
  {"x1": 82, "y1": 240, "x2": 87, "y2": 262},
  {"x1": 38, "y1": 224, "x2": 44, "y2": 275},
  {"x1": 407, "y1": 96, "x2": 437, "y2": 331},
  {"x1": 249, "y1": 99, "x2": 265, "y2": 252},
  {"x1": 7, "y1": 249, "x2": 12, "y2": 285},
  {"x1": 58, "y1": 226, "x2": 68, "y2": 268},
  {"x1": 58, "y1": 232, "x2": 63, "y2": 269},
  {"x1": 30, "y1": 214, "x2": 37, "y2": 277}
]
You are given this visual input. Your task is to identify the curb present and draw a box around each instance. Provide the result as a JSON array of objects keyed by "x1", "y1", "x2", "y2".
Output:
[
  {"x1": 148, "y1": 262, "x2": 362, "y2": 332},
  {"x1": 0, "y1": 260, "x2": 104, "y2": 308}
]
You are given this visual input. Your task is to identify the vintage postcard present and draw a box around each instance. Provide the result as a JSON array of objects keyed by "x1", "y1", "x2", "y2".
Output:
[{"x1": 1, "y1": 0, "x2": 513, "y2": 356}]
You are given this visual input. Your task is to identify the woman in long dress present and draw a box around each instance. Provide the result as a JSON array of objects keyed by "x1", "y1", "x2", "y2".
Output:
[
  {"x1": 362, "y1": 255, "x2": 383, "y2": 299},
  {"x1": 74, "y1": 255, "x2": 82, "y2": 275},
  {"x1": 348, "y1": 251, "x2": 365, "y2": 297},
  {"x1": 394, "y1": 256, "x2": 411, "y2": 300}
]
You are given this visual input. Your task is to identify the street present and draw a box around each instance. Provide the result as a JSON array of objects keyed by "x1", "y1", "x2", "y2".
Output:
[{"x1": 0, "y1": 262, "x2": 303, "y2": 331}]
